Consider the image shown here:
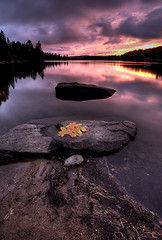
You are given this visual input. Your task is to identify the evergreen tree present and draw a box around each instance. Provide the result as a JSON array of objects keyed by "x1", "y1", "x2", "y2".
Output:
[
  {"x1": 0, "y1": 30, "x2": 9, "y2": 61},
  {"x1": 26, "y1": 40, "x2": 34, "y2": 61},
  {"x1": 35, "y1": 41, "x2": 44, "y2": 61}
]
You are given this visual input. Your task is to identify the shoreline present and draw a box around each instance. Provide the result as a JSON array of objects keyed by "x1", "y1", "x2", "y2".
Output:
[
  {"x1": 1, "y1": 58, "x2": 162, "y2": 65},
  {"x1": 0, "y1": 156, "x2": 161, "y2": 239}
]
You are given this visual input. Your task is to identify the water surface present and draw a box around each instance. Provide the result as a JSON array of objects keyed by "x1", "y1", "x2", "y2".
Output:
[{"x1": 0, "y1": 61, "x2": 162, "y2": 217}]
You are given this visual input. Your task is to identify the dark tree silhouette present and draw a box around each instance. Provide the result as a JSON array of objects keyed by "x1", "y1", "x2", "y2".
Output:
[
  {"x1": 34, "y1": 41, "x2": 44, "y2": 61},
  {"x1": 0, "y1": 30, "x2": 68, "y2": 63},
  {"x1": 0, "y1": 30, "x2": 9, "y2": 61},
  {"x1": 121, "y1": 47, "x2": 162, "y2": 61},
  {"x1": 44, "y1": 52, "x2": 68, "y2": 60}
]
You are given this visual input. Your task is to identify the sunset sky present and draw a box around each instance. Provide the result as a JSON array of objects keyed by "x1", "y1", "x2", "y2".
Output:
[{"x1": 0, "y1": 0, "x2": 162, "y2": 56}]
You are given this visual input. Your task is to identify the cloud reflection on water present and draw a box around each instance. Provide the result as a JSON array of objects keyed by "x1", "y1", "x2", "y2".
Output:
[
  {"x1": 44, "y1": 61, "x2": 162, "y2": 125},
  {"x1": 0, "y1": 61, "x2": 162, "y2": 132}
]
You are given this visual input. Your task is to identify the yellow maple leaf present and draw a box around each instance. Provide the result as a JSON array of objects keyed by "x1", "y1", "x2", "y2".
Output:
[
  {"x1": 58, "y1": 122, "x2": 87, "y2": 137},
  {"x1": 80, "y1": 127, "x2": 87, "y2": 132},
  {"x1": 58, "y1": 131, "x2": 65, "y2": 137},
  {"x1": 69, "y1": 132, "x2": 77, "y2": 137},
  {"x1": 66, "y1": 122, "x2": 76, "y2": 129}
]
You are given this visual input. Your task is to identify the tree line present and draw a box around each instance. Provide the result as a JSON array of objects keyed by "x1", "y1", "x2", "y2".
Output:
[
  {"x1": 121, "y1": 46, "x2": 162, "y2": 61},
  {"x1": 69, "y1": 46, "x2": 162, "y2": 61},
  {"x1": 0, "y1": 30, "x2": 68, "y2": 62},
  {"x1": 0, "y1": 29, "x2": 161, "y2": 62}
]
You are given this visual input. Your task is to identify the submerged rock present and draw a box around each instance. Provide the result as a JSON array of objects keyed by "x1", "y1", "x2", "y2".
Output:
[
  {"x1": 64, "y1": 155, "x2": 84, "y2": 167},
  {"x1": 0, "y1": 119, "x2": 137, "y2": 159},
  {"x1": 55, "y1": 82, "x2": 116, "y2": 101}
]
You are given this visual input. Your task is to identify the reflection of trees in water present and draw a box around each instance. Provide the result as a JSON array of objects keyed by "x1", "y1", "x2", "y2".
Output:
[
  {"x1": 1, "y1": 61, "x2": 161, "y2": 106},
  {"x1": 0, "y1": 61, "x2": 68, "y2": 105},
  {"x1": 0, "y1": 85, "x2": 9, "y2": 105},
  {"x1": 45, "y1": 61, "x2": 69, "y2": 68},
  {"x1": 122, "y1": 63, "x2": 162, "y2": 79}
]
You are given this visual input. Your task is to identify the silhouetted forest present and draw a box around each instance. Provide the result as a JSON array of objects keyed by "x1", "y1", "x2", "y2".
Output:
[
  {"x1": 44, "y1": 52, "x2": 68, "y2": 60},
  {"x1": 69, "y1": 46, "x2": 162, "y2": 61},
  {"x1": 0, "y1": 30, "x2": 68, "y2": 62},
  {"x1": 69, "y1": 55, "x2": 120, "y2": 60},
  {"x1": 121, "y1": 46, "x2": 162, "y2": 61}
]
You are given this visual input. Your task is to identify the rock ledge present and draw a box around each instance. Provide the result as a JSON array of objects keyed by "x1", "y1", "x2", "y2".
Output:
[{"x1": 0, "y1": 119, "x2": 137, "y2": 159}]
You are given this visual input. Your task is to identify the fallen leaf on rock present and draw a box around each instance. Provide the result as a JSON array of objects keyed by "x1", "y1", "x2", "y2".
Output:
[{"x1": 58, "y1": 122, "x2": 87, "y2": 137}]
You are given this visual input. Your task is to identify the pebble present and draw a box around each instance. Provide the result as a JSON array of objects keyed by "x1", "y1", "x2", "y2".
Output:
[{"x1": 64, "y1": 155, "x2": 84, "y2": 167}]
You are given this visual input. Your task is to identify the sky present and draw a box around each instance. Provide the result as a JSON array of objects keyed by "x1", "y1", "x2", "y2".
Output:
[{"x1": 0, "y1": 0, "x2": 162, "y2": 56}]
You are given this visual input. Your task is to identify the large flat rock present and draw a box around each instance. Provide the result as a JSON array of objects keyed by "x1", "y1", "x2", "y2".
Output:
[
  {"x1": 0, "y1": 124, "x2": 52, "y2": 156},
  {"x1": 0, "y1": 119, "x2": 137, "y2": 158}
]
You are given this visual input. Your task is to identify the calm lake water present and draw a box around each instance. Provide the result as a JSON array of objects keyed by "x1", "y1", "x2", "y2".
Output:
[{"x1": 0, "y1": 61, "x2": 162, "y2": 217}]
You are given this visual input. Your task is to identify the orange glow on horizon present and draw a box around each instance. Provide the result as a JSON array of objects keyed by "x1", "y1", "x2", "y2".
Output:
[
  {"x1": 45, "y1": 61, "x2": 162, "y2": 89},
  {"x1": 43, "y1": 39, "x2": 162, "y2": 56}
]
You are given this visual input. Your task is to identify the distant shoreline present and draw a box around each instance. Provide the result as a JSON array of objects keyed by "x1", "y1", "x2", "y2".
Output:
[
  {"x1": 68, "y1": 57, "x2": 162, "y2": 62},
  {"x1": 1, "y1": 58, "x2": 162, "y2": 65}
]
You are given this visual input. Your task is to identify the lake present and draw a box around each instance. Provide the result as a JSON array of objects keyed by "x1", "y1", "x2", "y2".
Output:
[{"x1": 0, "y1": 60, "x2": 162, "y2": 217}]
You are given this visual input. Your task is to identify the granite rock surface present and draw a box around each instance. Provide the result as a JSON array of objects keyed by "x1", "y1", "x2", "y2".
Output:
[{"x1": 0, "y1": 119, "x2": 137, "y2": 159}]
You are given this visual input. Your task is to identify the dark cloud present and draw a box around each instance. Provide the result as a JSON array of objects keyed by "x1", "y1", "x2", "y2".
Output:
[
  {"x1": 35, "y1": 23, "x2": 87, "y2": 44},
  {"x1": 4, "y1": 22, "x2": 90, "y2": 45},
  {"x1": 39, "y1": 19, "x2": 101, "y2": 46},
  {"x1": 0, "y1": 0, "x2": 130, "y2": 24},
  {"x1": 87, "y1": 7, "x2": 162, "y2": 42},
  {"x1": 117, "y1": 8, "x2": 162, "y2": 39},
  {"x1": 0, "y1": 0, "x2": 161, "y2": 52},
  {"x1": 88, "y1": 19, "x2": 121, "y2": 44},
  {"x1": 0, "y1": 0, "x2": 132, "y2": 46},
  {"x1": 88, "y1": 20, "x2": 114, "y2": 37}
]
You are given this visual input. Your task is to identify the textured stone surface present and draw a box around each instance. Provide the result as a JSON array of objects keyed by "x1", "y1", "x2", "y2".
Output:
[
  {"x1": 64, "y1": 155, "x2": 84, "y2": 167},
  {"x1": 0, "y1": 158, "x2": 161, "y2": 240},
  {"x1": 0, "y1": 119, "x2": 137, "y2": 158},
  {"x1": 46, "y1": 120, "x2": 137, "y2": 153},
  {"x1": 0, "y1": 124, "x2": 52, "y2": 156},
  {"x1": 0, "y1": 161, "x2": 31, "y2": 201}
]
